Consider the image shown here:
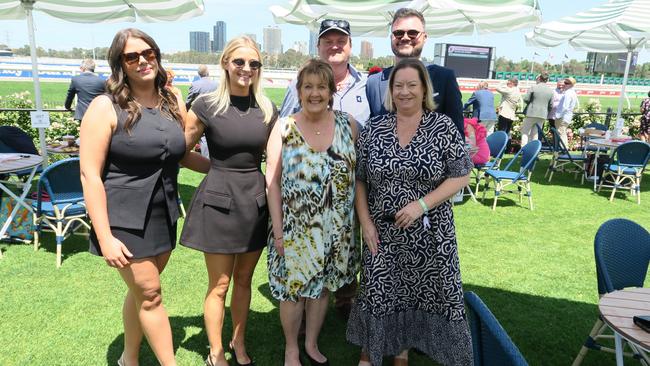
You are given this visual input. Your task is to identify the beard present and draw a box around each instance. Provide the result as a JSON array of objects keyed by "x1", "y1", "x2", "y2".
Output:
[{"x1": 391, "y1": 41, "x2": 424, "y2": 58}]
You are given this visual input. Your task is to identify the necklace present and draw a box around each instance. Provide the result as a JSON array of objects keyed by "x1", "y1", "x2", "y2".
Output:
[{"x1": 231, "y1": 94, "x2": 253, "y2": 118}]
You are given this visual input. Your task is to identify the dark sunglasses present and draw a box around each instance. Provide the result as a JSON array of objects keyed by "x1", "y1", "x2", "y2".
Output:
[
  {"x1": 319, "y1": 19, "x2": 351, "y2": 33},
  {"x1": 231, "y1": 58, "x2": 262, "y2": 70},
  {"x1": 392, "y1": 29, "x2": 422, "y2": 39},
  {"x1": 123, "y1": 48, "x2": 157, "y2": 65}
]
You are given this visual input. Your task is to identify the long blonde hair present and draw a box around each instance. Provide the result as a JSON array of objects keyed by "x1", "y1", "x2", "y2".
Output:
[{"x1": 205, "y1": 36, "x2": 274, "y2": 124}]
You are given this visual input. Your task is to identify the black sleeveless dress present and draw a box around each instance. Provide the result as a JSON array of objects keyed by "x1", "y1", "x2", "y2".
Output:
[
  {"x1": 180, "y1": 94, "x2": 276, "y2": 254},
  {"x1": 89, "y1": 100, "x2": 185, "y2": 259}
]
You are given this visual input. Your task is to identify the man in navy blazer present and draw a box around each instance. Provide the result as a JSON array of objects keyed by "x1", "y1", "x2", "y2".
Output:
[
  {"x1": 366, "y1": 8, "x2": 464, "y2": 137},
  {"x1": 64, "y1": 59, "x2": 105, "y2": 122},
  {"x1": 185, "y1": 64, "x2": 218, "y2": 110}
]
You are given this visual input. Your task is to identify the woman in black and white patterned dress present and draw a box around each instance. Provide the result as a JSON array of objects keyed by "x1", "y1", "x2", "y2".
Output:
[{"x1": 347, "y1": 59, "x2": 473, "y2": 366}]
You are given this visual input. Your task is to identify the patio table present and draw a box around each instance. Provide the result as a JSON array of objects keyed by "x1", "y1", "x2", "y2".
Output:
[
  {"x1": 599, "y1": 288, "x2": 650, "y2": 365},
  {"x1": 584, "y1": 137, "x2": 630, "y2": 191},
  {"x1": 0, "y1": 153, "x2": 43, "y2": 258}
]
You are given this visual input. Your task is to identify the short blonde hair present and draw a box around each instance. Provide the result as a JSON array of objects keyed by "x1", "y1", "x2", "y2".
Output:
[{"x1": 384, "y1": 58, "x2": 437, "y2": 113}]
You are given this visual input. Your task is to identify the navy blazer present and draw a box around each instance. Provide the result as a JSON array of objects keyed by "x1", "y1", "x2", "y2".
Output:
[
  {"x1": 463, "y1": 89, "x2": 497, "y2": 121},
  {"x1": 64, "y1": 72, "x2": 106, "y2": 120},
  {"x1": 366, "y1": 63, "x2": 464, "y2": 137}
]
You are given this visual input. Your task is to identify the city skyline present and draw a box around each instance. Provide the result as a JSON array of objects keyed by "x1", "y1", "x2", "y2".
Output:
[
  {"x1": 0, "y1": 0, "x2": 647, "y2": 65},
  {"x1": 212, "y1": 21, "x2": 226, "y2": 53},
  {"x1": 189, "y1": 31, "x2": 211, "y2": 53}
]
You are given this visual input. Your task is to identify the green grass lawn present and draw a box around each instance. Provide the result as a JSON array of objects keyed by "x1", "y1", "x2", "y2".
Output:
[
  {"x1": 1, "y1": 156, "x2": 649, "y2": 365},
  {"x1": 0, "y1": 80, "x2": 642, "y2": 113}
]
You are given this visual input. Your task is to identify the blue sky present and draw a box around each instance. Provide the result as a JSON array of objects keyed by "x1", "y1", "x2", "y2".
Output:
[{"x1": 0, "y1": 0, "x2": 646, "y2": 64}]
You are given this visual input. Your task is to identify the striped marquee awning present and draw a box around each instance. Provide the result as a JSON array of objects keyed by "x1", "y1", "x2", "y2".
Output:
[{"x1": 270, "y1": 0, "x2": 542, "y2": 37}]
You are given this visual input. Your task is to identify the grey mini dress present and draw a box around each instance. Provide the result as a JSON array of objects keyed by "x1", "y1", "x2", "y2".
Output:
[
  {"x1": 180, "y1": 94, "x2": 276, "y2": 254},
  {"x1": 90, "y1": 100, "x2": 185, "y2": 259}
]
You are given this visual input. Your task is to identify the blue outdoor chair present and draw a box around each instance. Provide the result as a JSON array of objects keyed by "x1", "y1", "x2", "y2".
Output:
[
  {"x1": 597, "y1": 141, "x2": 650, "y2": 204},
  {"x1": 572, "y1": 219, "x2": 650, "y2": 366},
  {"x1": 480, "y1": 140, "x2": 541, "y2": 210},
  {"x1": 32, "y1": 158, "x2": 90, "y2": 268},
  {"x1": 535, "y1": 124, "x2": 554, "y2": 154},
  {"x1": 465, "y1": 291, "x2": 529, "y2": 366},
  {"x1": 473, "y1": 131, "x2": 509, "y2": 195},
  {"x1": 546, "y1": 127, "x2": 587, "y2": 183}
]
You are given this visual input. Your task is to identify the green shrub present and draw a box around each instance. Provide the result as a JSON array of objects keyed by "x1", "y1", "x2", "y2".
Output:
[{"x1": 0, "y1": 91, "x2": 78, "y2": 146}]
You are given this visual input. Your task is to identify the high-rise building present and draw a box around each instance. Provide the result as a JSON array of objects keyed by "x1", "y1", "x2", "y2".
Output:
[
  {"x1": 212, "y1": 21, "x2": 226, "y2": 53},
  {"x1": 308, "y1": 30, "x2": 318, "y2": 56},
  {"x1": 263, "y1": 26, "x2": 282, "y2": 55},
  {"x1": 291, "y1": 41, "x2": 308, "y2": 55},
  {"x1": 360, "y1": 40, "x2": 373, "y2": 59},
  {"x1": 189, "y1": 31, "x2": 211, "y2": 53}
]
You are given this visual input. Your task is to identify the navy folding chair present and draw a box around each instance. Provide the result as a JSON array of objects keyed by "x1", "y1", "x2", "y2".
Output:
[
  {"x1": 535, "y1": 124, "x2": 554, "y2": 154},
  {"x1": 481, "y1": 140, "x2": 541, "y2": 210},
  {"x1": 546, "y1": 127, "x2": 587, "y2": 183},
  {"x1": 597, "y1": 141, "x2": 650, "y2": 204},
  {"x1": 473, "y1": 131, "x2": 509, "y2": 195},
  {"x1": 32, "y1": 158, "x2": 90, "y2": 268},
  {"x1": 572, "y1": 219, "x2": 650, "y2": 366},
  {"x1": 465, "y1": 291, "x2": 529, "y2": 366},
  {"x1": 582, "y1": 123, "x2": 609, "y2": 153}
]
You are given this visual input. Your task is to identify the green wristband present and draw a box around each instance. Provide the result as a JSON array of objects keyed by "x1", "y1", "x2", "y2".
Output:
[{"x1": 418, "y1": 198, "x2": 428, "y2": 213}]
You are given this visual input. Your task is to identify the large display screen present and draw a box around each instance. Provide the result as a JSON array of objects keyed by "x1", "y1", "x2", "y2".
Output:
[
  {"x1": 444, "y1": 44, "x2": 492, "y2": 78},
  {"x1": 587, "y1": 52, "x2": 638, "y2": 74}
]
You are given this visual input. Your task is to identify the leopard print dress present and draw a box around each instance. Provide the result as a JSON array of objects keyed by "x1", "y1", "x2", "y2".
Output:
[{"x1": 267, "y1": 110, "x2": 359, "y2": 302}]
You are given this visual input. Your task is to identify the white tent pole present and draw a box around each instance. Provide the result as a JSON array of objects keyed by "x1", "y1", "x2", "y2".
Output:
[
  {"x1": 614, "y1": 49, "x2": 632, "y2": 136},
  {"x1": 24, "y1": 1, "x2": 48, "y2": 166}
]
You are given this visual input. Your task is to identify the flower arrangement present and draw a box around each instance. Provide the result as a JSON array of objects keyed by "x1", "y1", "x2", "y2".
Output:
[{"x1": 368, "y1": 65, "x2": 382, "y2": 75}]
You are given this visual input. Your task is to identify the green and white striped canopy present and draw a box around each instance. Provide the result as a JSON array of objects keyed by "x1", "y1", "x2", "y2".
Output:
[
  {"x1": 525, "y1": 0, "x2": 650, "y2": 52},
  {"x1": 270, "y1": 0, "x2": 541, "y2": 37},
  {"x1": 0, "y1": 0, "x2": 205, "y2": 23}
]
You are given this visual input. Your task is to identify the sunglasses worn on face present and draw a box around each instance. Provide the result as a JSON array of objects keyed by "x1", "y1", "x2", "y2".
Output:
[
  {"x1": 392, "y1": 29, "x2": 422, "y2": 39},
  {"x1": 320, "y1": 19, "x2": 351, "y2": 33},
  {"x1": 123, "y1": 48, "x2": 156, "y2": 65},
  {"x1": 231, "y1": 58, "x2": 262, "y2": 70}
]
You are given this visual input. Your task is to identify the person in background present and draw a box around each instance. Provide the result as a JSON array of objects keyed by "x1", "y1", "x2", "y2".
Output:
[
  {"x1": 348, "y1": 58, "x2": 473, "y2": 366},
  {"x1": 80, "y1": 28, "x2": 205, "y2": 366},
  {"x1": 186, "y1": 64, "x2": 219, "y2": 110},
  {"x1": 553, "y1": 77, "x2": 578, "y2": 148},
  {"x1": 65, "y1": 58, "x2": 105, "y2": 122},
  {"x1": 549, "y1": 80, "x2": 564, "y2": 126},
  {"x1": 365, "y1": 8, "x2": 464, "y2": 137},
  {"x1": 464, "y1": 117, "x2": 490, "y2": 165},
  {"x1": 495, "y1": 78, "x2": 522, "y2": 135},
  {"x1": 180, "y1": 36, "x2": 276, "y2": 366},
  {"x1": 463, "y1": 81, "x2": 497, "y2": 133},
  {"x1": 279, "y1": 18, "x2": 368, "y2": 318},
  {"x1": 521, "y1": 72, "x2": 554, "y2": 146},
  {"x1": 267, "y1": 59, "x2": 359, "y2": 366},
  {"x1": 165, "y1": 68, "x2": 183, "y2": 102},
  {"x1": 640, "y1": 91, "x2": 650, "y2": 142}
]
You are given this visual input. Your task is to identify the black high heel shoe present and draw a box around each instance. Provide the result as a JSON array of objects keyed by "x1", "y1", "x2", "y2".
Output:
[
  {"x1": 304, "y1": 351, "x2": 329, "y2": 366},
  {"x1": 228, "y1": 342, "x2": 256, "y2": 366}
]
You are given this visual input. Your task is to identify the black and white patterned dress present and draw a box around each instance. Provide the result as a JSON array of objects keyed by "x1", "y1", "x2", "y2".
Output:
[{"x1": 346, "y1": 110, "x2": 473, "y2": 366}]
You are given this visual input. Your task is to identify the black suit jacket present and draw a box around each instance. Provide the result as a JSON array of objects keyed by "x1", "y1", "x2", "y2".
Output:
[
  {"x1": 65, "y1": 72, "x2": 106, "y2": 120},
  {"x1": 366, "y1": 63, "x2": 464, "y2": 137}
]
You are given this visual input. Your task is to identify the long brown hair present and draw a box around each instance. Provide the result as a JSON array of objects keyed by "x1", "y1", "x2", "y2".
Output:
[{"x1": 106, "y1": 28, "x2": 182, "y2": 132}]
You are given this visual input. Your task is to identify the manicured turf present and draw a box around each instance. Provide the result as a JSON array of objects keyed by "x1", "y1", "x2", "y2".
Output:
[
  {"x1": 1, "y1": 157, "x2": 649, "y2": 365},
  {"x1": 0, "y1": 79, "x2": 643, "y2": 112}
]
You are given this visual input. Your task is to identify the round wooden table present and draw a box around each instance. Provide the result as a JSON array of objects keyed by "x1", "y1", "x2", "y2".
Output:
[{"x1": 599, "y1": 288, "x2": 650, "y2": 365}]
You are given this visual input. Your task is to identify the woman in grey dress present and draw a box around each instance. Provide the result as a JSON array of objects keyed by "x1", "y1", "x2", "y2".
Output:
[
  {"x1": 81, "y1": 28, "x2": 205, "y2": 366},
  {"x1": 181, "y1": 36, "x2": 276, "y2": 366}
]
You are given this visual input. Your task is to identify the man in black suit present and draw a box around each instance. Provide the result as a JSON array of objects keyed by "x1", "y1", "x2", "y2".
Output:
[
  {"x1": 64, "y1": 59, "x2": 105, "y2": 122},
  {"x1": 185, "y1": 64, "x2": 218, "y2": 110},
  {"x1": 366, "y1": 8, "x2": 464, "y2": 136}
]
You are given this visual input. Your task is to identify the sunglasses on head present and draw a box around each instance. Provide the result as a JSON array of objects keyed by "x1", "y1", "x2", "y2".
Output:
[
  {"x1": 123, "y1": 48, "x2": 156, "y2": 65},
  {"x1": 392, "y1": 29, "x2": 422, "y2": 39},
  {"x1": 320, "y1": 19, "x2": 351, "y2": 33},
  {"x1": 231, "y1": 58, "x2": 262, "y2": 70}
]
